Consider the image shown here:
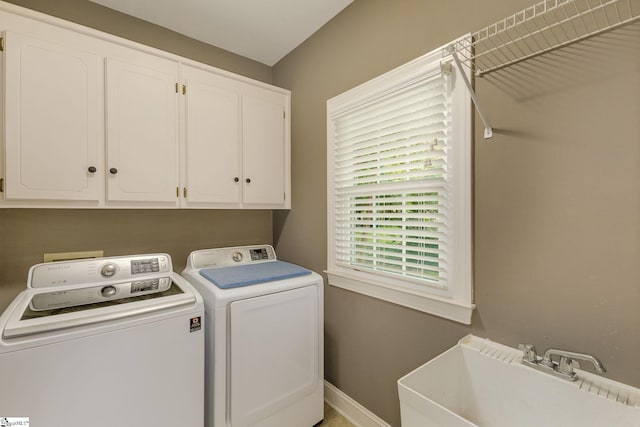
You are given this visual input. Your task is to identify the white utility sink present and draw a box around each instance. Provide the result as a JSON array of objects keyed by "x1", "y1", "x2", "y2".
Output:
[{"x1": 398, "y1": 335, "x2": 640, "y2": 427}]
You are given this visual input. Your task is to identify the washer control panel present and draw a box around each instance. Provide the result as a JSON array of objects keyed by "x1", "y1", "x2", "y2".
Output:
[
  {"x1": 130, "y1": 257, "x2": 163, "y2": 275},
  {"x1": 190, "y1": 245, "x2": 276, "y2": 269},
  {"x1": 28, "y1": 254, "x2": 172, "y2": 289},
  {"x1": 29, "y1": 277, "x2": 173, "y2": 311}
]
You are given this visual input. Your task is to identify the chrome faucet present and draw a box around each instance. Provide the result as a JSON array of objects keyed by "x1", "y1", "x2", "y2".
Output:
[{"x1": 518, "y1": 344, "x2": 606, "y2": 381}]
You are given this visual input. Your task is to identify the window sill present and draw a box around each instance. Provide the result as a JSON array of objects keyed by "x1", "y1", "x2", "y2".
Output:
[{"x1": 326, "y1": 270, "x2": 475, "y2": 325}]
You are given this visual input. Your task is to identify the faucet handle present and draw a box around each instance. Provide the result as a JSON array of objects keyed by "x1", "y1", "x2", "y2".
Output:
[
  {"x1": 557, "y1": 357, "x2": 575, "y2": 376},
  {"x1": 518, "y1": 344, "x2": 538, "y2": 363}
]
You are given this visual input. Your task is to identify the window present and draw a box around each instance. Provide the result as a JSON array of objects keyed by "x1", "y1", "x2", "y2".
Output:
[{"x1": 326, "y1": 39, "x2": 474, "y2": 324}]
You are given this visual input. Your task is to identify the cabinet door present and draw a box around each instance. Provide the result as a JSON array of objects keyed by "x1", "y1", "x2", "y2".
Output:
[
  {"x1": 182, "y1": 65, "x2": 241, "y2": 205},
  {"x1": 241, "y1": 86, "x2": 287, "y2": 206},
  {"x1": 4, "y1": 31, "x2": 102, "y2": 201},
  {"x1": 105, "y1": 56, "x2": 178, "y2": 203}
]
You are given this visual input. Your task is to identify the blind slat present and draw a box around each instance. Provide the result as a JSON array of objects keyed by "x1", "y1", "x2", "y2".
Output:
[
  {"x1": 336, "y1": 168, "x2": 447, "y2": 189},
  {"x1": 334, "y1": 179, "x2": 447, "y2": 197},
  {"x1": 334, "y1": 123, "x2": 447, "y2": 156},
  {"x1": 335, "y1": 105, "x2": 446, "y2": 144},
  {"x1": 335, "y1": 162, "x2": 446, "y2": 183},
  {"x1": 336, "y1": 195, "x2": 444, "y2": 206},
  {"x1": 336, "y1": 242, "x2": 447, "y2": 261},
  {"x1": 335, "y1": 253, "x2": 447, "y2": 277},
  {"x1": 336, "y1": 227, "x2": 445, "y2": 241},
  {"x1": 336, "y1": 146, "x2": 446, "y2": 172}
]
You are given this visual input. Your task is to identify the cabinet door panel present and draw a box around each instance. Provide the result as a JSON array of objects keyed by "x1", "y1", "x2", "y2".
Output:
[
  {"x1": 242, "y1": 91, "x2": 286, "y2": 206},
  {"x1": 183, "y1": 66, "x2": 240, "y2": 205},
  {"x1": 4, "y1": 31, "x2": 101, "y2": 201},
  {"x1": 106, "y1": 57, "x2": 178, "y2": 203}
]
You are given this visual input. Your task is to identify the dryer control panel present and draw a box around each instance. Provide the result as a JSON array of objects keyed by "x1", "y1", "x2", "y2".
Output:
[{"x1": 189, "y1": 245, "x2": 276, "y2": 269}]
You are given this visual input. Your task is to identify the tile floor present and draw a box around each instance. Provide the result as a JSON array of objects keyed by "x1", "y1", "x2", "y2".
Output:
[{"x1": 317, "y1": 403, "x2": 356, "y2": 427}]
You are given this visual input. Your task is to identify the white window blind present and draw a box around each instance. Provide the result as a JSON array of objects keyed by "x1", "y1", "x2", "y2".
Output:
[
  {"x1": 327, "y1": 39, "x2": 474, "y2": 324},
  {"x1": 332, "y1": 75, "x2": 450, "y2": 288}
]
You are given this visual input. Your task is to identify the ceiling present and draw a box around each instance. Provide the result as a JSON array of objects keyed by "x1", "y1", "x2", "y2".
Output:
[{"x1": 89, "y1": 0, "x2": 353, "y2": 66}]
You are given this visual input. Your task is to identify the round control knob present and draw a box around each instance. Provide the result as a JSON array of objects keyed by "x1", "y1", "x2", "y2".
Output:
[
  {"x1": 101, "y1": 285, "x2": 117, "y2": 298},
  {"x1": 109, "y1": 167, "x2": 118, "y2": 175},
  {"x1": 100, "y1": 263, "x2": 118, "y2": 278},
  {"x1": 234, "y1": 177, "x2": 240, "y2": 182},
  {"x1": 245, "y1": 178, "x2": 251, "y2": 183},
  {"x1": 232, "y1": 252, "x2": 243, "y2": 263},
  {"x1": 88, "y1": 166, "x2": 97, "y2": 173}
]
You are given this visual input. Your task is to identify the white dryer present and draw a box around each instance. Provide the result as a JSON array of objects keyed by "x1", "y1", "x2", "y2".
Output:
[
  {"x1": 0, "y1": 254, "x2": 205, "y2": 427},
  {"x1": 182, "y1": 245, "x2": 324, "y2": 427}
]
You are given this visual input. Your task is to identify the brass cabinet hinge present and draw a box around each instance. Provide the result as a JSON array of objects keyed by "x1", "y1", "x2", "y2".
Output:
[
  {"x1": 0, "y1": 178, "x2": 4, "y2": 192},
  {"x1": 175, "y1": 83, "x2": 179, "y2": 93},
  {"x1": 176, "y1": 186, "x2": 179, "y2": 197},
  {"x1": 0, "y1": 37, "x2": 4, "y2": 52},
  {"x1": 182, "y1": 84, "x2": 186, "y2": 95},
  {"x1": 183, "y1": 187, "x2": 187, "y2": 198}
]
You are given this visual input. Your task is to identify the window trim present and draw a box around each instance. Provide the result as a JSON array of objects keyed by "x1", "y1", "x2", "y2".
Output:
[{"x1": 326, "y1": 38, "x2": 474, "y2": 324}]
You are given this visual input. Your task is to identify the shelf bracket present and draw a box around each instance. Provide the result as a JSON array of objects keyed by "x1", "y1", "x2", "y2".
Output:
[{"x1": 446, "y1": 44, "x2": 493, "y2": 139}]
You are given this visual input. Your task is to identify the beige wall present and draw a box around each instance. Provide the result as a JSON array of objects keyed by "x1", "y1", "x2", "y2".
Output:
[
  {"x1": 273, "y1": 0, "x2": 640, "y2": 425},
  {"x1": 0, "y1": 0, "x2": 274, "y2": 310}
]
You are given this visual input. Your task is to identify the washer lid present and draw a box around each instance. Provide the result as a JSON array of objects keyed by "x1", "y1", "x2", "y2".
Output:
[
  {"x1": 2, "y1": 279, "x2": 195, "y2": 339},
  {"x1": 199, "y1": 260, "x2": 311, "y2": 289}
]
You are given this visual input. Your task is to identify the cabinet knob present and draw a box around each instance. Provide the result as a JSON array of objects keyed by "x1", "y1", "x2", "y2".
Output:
[
  {"x1": 234, "y1": 177, "x2": 240, "y2": 182},
  {"x1": 88, "y1": 166, "x2": 97, "y2": 173},
  {"x1": 109, "y1": 168, "x2": 118, "y2": 175},
  {"x1": 245, "y1": 178, "x2": 251, "y2": 183}
]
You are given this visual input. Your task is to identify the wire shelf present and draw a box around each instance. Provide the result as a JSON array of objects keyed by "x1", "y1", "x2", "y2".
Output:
[{"x1": 449, "y1": 0, "x2": 640, "y2": 76}]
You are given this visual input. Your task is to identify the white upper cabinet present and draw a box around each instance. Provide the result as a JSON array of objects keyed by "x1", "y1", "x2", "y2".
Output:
[
  {"x1": 181, "y1": 64, "x2": 290, "y2": 208},
  {"x1": 182, "y1": 64, "x2": 241, "y2": 206},
  {"x1": 241, "y1": 85, "x2": 288, "y2": 207},
  {"x1": 0, "y1": 3, "x2": 290, "y2": 209},
  {"x1": 3, "y1": 31, "x2": 102, "y2": 201},
  {"x1": 105, "y1": 54, "x2": 179, "y2": 205}
]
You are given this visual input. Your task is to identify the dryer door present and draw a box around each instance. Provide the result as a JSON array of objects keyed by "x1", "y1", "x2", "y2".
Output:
[{"x1": 229, "y1": 285, "x2": 320, "y2": 426}]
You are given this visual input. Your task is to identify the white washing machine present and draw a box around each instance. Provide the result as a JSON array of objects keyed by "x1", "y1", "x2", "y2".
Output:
[
  {"x1": 0, "y1": 254, "x2": 205, "y2": 427},
  {"x1": 181, "y1": 245, "x2": 323, "y2": 427}
]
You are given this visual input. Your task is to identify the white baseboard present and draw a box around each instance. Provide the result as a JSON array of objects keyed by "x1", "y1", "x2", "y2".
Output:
[{"x1": 324, "y1": 381, "x2": 392, "y2": 427}]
